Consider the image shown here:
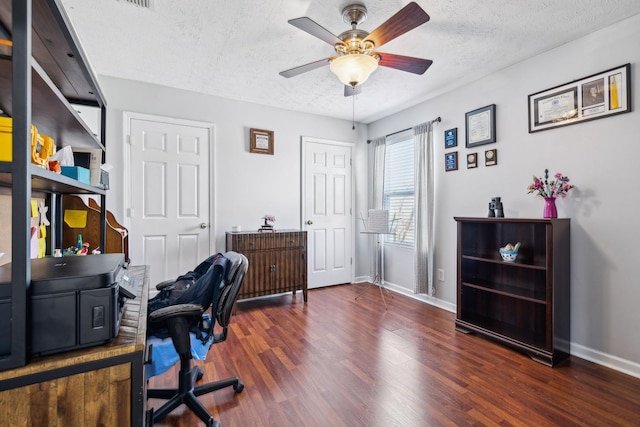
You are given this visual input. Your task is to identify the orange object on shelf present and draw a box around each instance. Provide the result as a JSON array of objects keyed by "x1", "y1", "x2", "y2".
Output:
[{"x1": 48, "y1": 160, "x2": 61, "y2": 173}]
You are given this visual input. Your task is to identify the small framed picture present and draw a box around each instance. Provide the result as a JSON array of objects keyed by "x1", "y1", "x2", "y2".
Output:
[
  {"x1": 250, "y1": 128, "x2": 274, "y2": 155},
  {"x1": 467, "y1": 152, "x2": 478, "y2": 169},
  {"x1": 444, "y1": 128, "x2": 457, "y2": 149},
  {"x1": 485, "y1": 149, "x2": 498, "y2": 166},
  {"x1": 445, "y1": 151, "x2": 458, "y2": 171},
  {"x1": 465, "y1": 104, "x2": 496, "y2": 148}
]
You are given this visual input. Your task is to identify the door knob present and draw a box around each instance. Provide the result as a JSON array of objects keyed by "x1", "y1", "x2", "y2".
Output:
[
  {"x1": 306, "y1": 220, "x2": 313, "y2": 225},
  {"x1": 200, "y1": 223, "x2": 208, "y2": 229}
]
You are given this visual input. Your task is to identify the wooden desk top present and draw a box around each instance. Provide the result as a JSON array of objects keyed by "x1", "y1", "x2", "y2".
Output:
[{"x1": 0, "y1": 265, "x2": 149, "y2": 382}]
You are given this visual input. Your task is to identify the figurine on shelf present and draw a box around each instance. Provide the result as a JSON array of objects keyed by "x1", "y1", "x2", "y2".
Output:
[
  {"x1": 259, "y1": 215, "x2": 276, "y2": 232},
  {"x1": 77, "y1": 242, "x2": 90, "y2": 255}
]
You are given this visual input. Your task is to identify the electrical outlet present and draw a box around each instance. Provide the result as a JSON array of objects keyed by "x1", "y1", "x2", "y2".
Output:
[{"x1": 437, "y1": 268, "x2": 445, "y2": 281}]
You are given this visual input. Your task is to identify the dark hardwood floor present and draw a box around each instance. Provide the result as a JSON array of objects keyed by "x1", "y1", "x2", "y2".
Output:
[{"x1": 148, "y1": 283, "x2": 640, "y2": 426}]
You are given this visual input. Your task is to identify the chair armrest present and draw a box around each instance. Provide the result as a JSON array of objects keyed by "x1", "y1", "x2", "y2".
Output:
[
  {"x1": 149, "y1": 303, "x2": 203, "y2": 323},
  {"x1": 155, "y1": 279, "x2": 177, "y2": 290}
]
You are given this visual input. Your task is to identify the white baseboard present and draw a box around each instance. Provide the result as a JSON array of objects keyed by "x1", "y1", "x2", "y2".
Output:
[
  {"x1": 382, "y1": 280, "x2": 456, "y2": 313},
  {"x1": 353, "y1": 277, "x2": 639, "y2": 379},
  {"x1": 570, "y1": 342, "x2": 640, "y2": 379}
]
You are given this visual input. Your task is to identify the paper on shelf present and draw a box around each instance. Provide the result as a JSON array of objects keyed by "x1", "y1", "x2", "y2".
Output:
[{"x1": 64, "y1": 209, "x2": 88, "y2": 228}]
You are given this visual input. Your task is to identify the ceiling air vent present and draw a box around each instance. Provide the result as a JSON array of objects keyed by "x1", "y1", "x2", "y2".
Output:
[{"x1": 121, "y1": 0, "x2": 152, "y2": 8}]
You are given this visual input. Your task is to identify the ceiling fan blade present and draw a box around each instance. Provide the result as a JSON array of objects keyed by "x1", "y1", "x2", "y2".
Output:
[
  {"x1": 289, "y1": 17, "x2": 343, "y2": 46},
  {"x1": 365, "y1": 2, "x2": 430, "y2": 48},
  {"x1": 279, "y1": 58, "x2": 332, "y2": 78},
  {"x1": 344, "y1": 85, "x2": 362, "y2": 97},
  {"x1": 378, "y1": 53, "x2": 433, "y2": 75}
]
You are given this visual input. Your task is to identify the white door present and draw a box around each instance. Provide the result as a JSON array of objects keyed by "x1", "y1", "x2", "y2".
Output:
[
  {"x1": 302, "y1": 137, "x2": 353, "y2": 289},
  {"x1": 126, "y1": 113, "x2": 214, "y2": 287}
]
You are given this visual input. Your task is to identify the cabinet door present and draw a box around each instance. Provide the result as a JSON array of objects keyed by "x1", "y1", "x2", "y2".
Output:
[
  {"x1": 272, "y1": 248, "x2": 305, "y2": 294},
  {"x1": 241, "y1": 251, "x2": 272, "y2": 298}
]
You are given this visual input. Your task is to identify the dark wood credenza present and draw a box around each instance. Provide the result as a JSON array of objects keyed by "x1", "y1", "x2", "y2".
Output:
[
  {"x1": 226, "y1": 230, "x2": 307, "y2": 303},
  {"x1": 0, "y1": 266, "x2": 149, "y2": 426},
  {"x1": 454, "y1": 217, "x2": 570, "y2": 366}
]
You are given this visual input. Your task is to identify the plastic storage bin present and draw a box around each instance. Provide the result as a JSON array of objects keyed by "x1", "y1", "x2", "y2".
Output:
[
  {"x1": 61, "y1": 166, "x2": 90, "y2": 185},
  {"x1": 0, "y1": 116, "x2": 11, "y2": 161},
  {"x1": 0, "y1": 117, "x2": 50, "y2": 168}
]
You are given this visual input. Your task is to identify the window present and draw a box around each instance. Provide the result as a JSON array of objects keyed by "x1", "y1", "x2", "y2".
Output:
[{"x1": 383, "y1": 131, "x2": 415, "y2": 246}]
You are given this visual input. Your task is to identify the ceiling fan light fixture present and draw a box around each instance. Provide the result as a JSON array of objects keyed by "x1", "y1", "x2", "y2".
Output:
[{"x1": 329, "y1": 53, "x2": 379, "y2": 87}]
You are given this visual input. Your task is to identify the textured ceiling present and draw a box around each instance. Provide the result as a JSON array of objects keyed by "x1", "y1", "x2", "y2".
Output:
[{"x1": 60, "y1": 0, "x2": 640, "y2": 124}]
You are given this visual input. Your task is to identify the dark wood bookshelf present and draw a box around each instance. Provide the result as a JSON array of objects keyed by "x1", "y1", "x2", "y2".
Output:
[{"x1": 454, "y1": 217, "x2": 570, "y2": 366}]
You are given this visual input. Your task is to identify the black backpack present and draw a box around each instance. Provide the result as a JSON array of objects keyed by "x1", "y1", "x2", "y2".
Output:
[{"x1": 147, "y1": 253, "x2": 229, "y2": 339}]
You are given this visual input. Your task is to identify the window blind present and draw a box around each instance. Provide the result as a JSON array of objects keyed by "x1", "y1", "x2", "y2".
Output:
[{"x1": 383, "y1": 132, "x2": 415, "y2": 246}]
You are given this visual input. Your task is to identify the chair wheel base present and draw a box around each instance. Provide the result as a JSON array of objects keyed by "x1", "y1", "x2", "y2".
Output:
[{"x1": 195, "y1": 366, "x2": 204, "y2": 382}]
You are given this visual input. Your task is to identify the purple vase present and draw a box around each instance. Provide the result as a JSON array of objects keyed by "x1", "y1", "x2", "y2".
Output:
[{"x1": 543, "y1": 197, "x2": 558, "y2": 218}]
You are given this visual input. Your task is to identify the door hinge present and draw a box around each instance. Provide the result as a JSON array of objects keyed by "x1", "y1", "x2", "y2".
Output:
[
  {"x1": 127, "y1": 135, "x2": 133, "y2": 145},
  {"x1": 350, "y1": 257, "x2": 353, "y2": 265},
  {"x1": 127, "y1": 208, "x2": 134, "y2": 218}
]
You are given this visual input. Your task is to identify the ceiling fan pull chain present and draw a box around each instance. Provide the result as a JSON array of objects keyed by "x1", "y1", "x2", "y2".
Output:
[{"x1": 352, "y1": 91, "x2": 356, "y2": 130}]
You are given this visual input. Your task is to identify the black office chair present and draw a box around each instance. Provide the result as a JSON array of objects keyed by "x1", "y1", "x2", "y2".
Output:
[{"x1": 147, "y1": 251, "x2": 248, "y2": 427}]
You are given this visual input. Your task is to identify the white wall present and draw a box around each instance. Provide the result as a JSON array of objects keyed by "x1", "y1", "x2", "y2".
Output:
[
  {"x1": 369, "y1": 13, "x2": 640, "y2": 373},
  {"x1": 98, "y1": 77, "x2": 371, "y2": 277},
  {"x1": 97, "y1": 12, "x2": 640, "y2": 374}
]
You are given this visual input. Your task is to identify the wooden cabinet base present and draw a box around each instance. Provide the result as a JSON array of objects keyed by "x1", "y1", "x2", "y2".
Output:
[
  {"x1": 226, "y1": 231, "x2": 307, "y2": 304},
  {"x1": 455, "y1": 319, "x2": 569, "y2": 367}
]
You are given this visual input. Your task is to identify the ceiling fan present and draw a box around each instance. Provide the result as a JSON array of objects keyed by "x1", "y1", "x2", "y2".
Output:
[{"x1": 279, "y1": 2, "x2": 433, "y2": 96}]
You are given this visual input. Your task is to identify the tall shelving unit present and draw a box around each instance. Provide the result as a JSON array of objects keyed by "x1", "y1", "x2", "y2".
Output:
[
  {"x1": 0, "y1": 0, "x2": 107, "y2": 371},
  {"x1": 454, "y1": 217, "x2": 570, "y2": 366}
]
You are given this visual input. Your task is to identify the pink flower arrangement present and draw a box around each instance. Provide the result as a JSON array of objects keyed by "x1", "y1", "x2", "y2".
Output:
[{"x1": 527, "y1": 169, "x2": 575, "y2": 199}]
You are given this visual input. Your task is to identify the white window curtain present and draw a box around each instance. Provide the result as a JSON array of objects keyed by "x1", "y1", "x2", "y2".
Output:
[
  {"x1": 413, "y1": 122, "x2": 435, "y2": 295},
  {"x1": 370, "y1": 136, "x2": 386, "y2": 282},
  {"x1": 371, "y1": 136, "x2": 386, "y2": 210}
]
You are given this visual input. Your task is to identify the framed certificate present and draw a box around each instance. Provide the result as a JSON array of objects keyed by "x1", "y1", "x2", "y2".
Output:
[
  {"x1": 250, "y1": 128, "x2": 274, "y2": 155},
  {"x1": 465, "y1": 104, "x2": 496, "y2": 148},
  {"x1": 528, "y1": 63, "x2": 630, "y2": 133}
]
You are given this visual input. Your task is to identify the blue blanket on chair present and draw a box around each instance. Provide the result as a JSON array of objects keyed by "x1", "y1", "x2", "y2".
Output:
[{"x1": 146, "y1": 327, "x2": 213, "y2": 379}]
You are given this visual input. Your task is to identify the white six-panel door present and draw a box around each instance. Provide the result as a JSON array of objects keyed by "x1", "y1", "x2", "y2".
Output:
[
  {"x1": 302, "y1": 137, "x2": 353, "y2": 289},
  {"x1": 126, "y1": 114, "x2": 213, "y2": 287}
]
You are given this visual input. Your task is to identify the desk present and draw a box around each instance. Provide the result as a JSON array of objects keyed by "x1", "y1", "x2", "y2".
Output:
[{"x1": 0, "y1": 265, "x2": 149, "y2": 427}]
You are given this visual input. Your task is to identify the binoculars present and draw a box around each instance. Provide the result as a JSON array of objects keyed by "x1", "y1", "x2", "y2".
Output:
[{"x1": 488, "y1": 197, "x2": 504, "y2": 218}]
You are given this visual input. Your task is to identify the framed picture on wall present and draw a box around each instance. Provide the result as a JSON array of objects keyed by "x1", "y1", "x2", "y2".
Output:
[
  {"x1": 250, "y1": 128, "x2": 274, "y2": 155},
  {"x1": 528, "y1": 63, "x2": 631, "y2": 132},
  {"x1": 467, "y1": 152, "x2": 478, "y2": 169},
  {"x1": 485, "y1": 149, "x2": 498, "y2": 166},
  {"x1": 444, "y1": 128, "x2": 457, "y2": 149},
  {"x1": 445, "y1": 151, "x2": 458, "y2": 171},
  {"x1": 465, "y1": 104, "x2": 496, "y2": 148}
]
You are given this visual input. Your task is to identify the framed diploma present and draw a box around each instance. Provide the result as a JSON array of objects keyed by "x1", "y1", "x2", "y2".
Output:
[
  {"x1": 528, "y1": 63, "x2": 630, "y2": 133},
  {"x1": 250, "y1": 128, "x2": 274, "y2": 155},
  {"x1": 465, "y1": 104, "x2": 496, "y2": 148}
]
